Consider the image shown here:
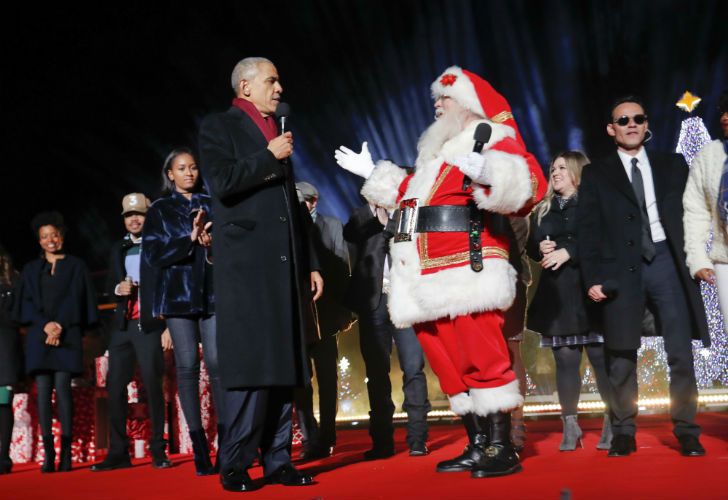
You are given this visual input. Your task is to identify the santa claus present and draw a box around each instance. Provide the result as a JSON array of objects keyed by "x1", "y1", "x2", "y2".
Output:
[{"x1": 335, "y1": 67, "x2": 546, "y2": 478}]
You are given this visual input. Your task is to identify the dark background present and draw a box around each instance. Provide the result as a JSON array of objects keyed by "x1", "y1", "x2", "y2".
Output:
[{"x1": 3, "y1": 0, "x2": 726, "y2": 272}]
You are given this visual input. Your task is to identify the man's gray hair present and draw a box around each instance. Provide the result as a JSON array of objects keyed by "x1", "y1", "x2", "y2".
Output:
[{"x1": 231, "y1": 57, "x2": 273, "y2": 91}]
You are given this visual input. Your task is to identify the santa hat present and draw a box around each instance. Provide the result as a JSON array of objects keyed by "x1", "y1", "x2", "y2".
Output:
[{"x1": 431, "y1": 66, "x2": 526, "y2": 148}]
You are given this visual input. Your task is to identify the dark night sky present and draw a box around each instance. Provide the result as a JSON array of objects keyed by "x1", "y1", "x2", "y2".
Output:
[{"x1": 3, "y1": 0, "x2": 726, "y2": 273}]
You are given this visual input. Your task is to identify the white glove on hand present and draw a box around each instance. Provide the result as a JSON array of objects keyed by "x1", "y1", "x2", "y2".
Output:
[
  {"x1": 453, "y1": 152, "x2": 488, "y2": 183},
  {"x1": 335, "y1": 142, "x2": 375, "y2": 179}
]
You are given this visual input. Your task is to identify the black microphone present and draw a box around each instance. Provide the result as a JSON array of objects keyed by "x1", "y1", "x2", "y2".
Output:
[
  {"x1": 275, "y1": 102, "x2": 291, "y2": 134},
  {"x1": 601, "y1": 279, "x2": 619, "y2": 298},
  {"x1": 462, "y1": 123, "x2": 493, "y2": 190}
]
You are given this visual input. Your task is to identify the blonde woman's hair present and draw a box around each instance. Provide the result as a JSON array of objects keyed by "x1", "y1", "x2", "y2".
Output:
[{"x1": 535, "y1": 151, "x2": 590, "y2": 224}]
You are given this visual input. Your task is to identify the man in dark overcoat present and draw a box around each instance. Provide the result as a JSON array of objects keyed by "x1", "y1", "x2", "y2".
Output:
[
  {"x1": 577, "y1": 96, "x2": 710, "y2": 457},
  {"x1": 199, "y1": 56, "x2": 323, "y2": 492}
]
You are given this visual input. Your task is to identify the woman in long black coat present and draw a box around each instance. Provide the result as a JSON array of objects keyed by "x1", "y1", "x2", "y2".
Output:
[
  {"x1": 142, "y1": 147, "x2": 220, "y2": 476},
  {"x1": 15, "y1": 212, "x2": 97, "y2": 472},
  {"x1": 527, "y1": 151, "x2": 612, "y2": 451},
  {"x1": 0, "y1": 245, "x2": 21, "y2": 474}
]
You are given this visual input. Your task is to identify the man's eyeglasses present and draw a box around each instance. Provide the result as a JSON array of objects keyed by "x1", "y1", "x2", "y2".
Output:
[{"x1": 613, "y1": 114, "x2": 648, "y2": 126}]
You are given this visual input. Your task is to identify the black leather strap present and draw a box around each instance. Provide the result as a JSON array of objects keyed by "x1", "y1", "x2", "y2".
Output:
[{"x1": 415, "y1": 206, "x2": 482, "y2": 232}]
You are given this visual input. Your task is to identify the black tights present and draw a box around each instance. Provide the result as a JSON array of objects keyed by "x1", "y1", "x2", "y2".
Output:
[
  {"x1": 0, "y1": 401, "x2": 12, "y2": 461},
  {"x1": 35, "y1": 372, "x2": 73, "y2": 437},
  {"x1": 553, "y1": 344, "x2": 611, "y2": 416}
]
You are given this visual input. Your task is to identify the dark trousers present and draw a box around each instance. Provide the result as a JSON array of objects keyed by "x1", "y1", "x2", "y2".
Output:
[
  {"x1": 219, "y1": 387, "x2": 293, "y2": 475},
  {"x1": 607, "y1": 242, "x2": 700, "y2": 438},
  {"x1": 359, "y1": 293, "x2": 430, "y2": 448},
  {"x1": 106, "y1": 319, "x2": 166, "y2": 457},
  {"x1": 294, "y1": 334, "x2": 338, "y2": 449}
]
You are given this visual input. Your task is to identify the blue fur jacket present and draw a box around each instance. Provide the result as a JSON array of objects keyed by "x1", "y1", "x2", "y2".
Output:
[{"x1": 142, "y1": 191, "x2": 214, "y2": 318}]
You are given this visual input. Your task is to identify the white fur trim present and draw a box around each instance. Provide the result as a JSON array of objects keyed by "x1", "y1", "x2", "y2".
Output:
[
  {"x1": 470, "y1": 380, "x2": 524, "y2": 416},
  {"x1": 431, "y1": 66, "x2": 484, "y2": 118},
  {"x1": 360, "y1": 160, "x2": 408, "y2": 210},
  {"x1": 448, "y1": 392, "x2": 474, "y2": 416},
  {"x1": 439, "y1": 120, "x2": 515, "y2": 166},
  {"x1": 471, "y1": 149, "x2": 532, "y2": 214},
  {"x1": 387, "y1": 256, "x2": 517, "y2": 328}
]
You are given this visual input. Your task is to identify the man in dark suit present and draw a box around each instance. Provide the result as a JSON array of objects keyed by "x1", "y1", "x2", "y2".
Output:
[
  {"x1": 293, "y1": 182, "x2": 353, "y2": 460},
  {"x1": 344, "y1": 203, "x2": 431, "y2": 459},
  {"x1": 577, "y1": 96, "x2": 710, "y2": 457},
  {"x1": 91, "y1": 193, "x2": 172, "y2": 472},
  {"x1": 199, "y1": 57, "x2": 323, "y2": 492}
]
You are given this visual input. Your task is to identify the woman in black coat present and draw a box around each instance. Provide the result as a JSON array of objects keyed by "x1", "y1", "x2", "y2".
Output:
[
  {"x1": 0, "y1": 245, "x2": 20, "y2": 474},
  {"x1": 527, "y1": 151, "x2": 612, "y2": 451},
  {"x1": 15, "y1": 212, "x2": 97, "y2": 472},
  {"x1": 142, "y1": 147, "x2": 220, "y2": 476}
]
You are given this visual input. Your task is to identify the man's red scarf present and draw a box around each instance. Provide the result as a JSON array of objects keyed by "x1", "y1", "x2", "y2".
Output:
[{"x1": 232, "y1": 98, "x2": 279, "y2": 142}]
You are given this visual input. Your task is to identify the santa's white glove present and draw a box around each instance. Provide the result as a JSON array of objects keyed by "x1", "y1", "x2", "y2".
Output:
[
  {"x1": 453, "y1": 152, "x2": 489, "y2": 184},
  {"x1": 335, "y1": 142, "x2": 375, "y2": 179}
]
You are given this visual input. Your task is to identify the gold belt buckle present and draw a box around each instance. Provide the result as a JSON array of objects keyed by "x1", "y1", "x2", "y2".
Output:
[{"x1": 393, "y1": 198, "x2": 419, "y2": 243}]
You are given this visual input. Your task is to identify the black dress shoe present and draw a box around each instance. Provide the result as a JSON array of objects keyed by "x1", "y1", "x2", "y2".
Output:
[
  {"x1": 299, "y1": 445, "x2": 331, "y2": 461},
  {"x1": 151, "y1": 454, "x2": 173, "y2": 469},
  {"x1": 91, "y1": 455, "x2": 132, "y2": 472},
  {"x1": 471, "y1": 444, "x2": 522, "y2": 478},
  {"x1": 363, "y1": 446, "x2": 395, "y2": 460},
  {"x1": 677, "y1": 435, "x2": 706, "y2": 457},
  {"x1": 409, "y1": 442, "x2": 429, "y2": 457},
  {"x1": 265, "y1": 463, "x2": 314, "y2": 486},
  {"x1": 607, "y1": 434, "x2": 637, "y2": 457},
  {"x1": 220, "y1": 468, "x2": 259, "y2": 492}
]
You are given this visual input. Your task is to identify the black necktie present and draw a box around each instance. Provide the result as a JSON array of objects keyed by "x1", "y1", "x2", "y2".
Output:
[{"x1": 630, "y1": 158, "x2": 656, "y2": 262}]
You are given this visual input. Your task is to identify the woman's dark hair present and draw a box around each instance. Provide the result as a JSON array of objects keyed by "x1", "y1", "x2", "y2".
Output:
[
  {"x1": 0, "y1": 244, "x2": 17, "y2": 286},
  {"x1": 608, "y1": 95, "x2": 647, "y2": 123},
  {"x1": 30, "y1": 211, "x2": 66, "y2": 238},
  {"x1": 160, "y1": 147, "x2": 200, "y2": 195},
  {"x1": 718, "y1": 90, "x2": 728, "y2": 115}
]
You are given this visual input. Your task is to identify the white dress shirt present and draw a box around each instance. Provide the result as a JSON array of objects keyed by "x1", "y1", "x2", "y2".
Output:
[{"x1": 617, "y1": 147, "x2": 666, "y2": 243}]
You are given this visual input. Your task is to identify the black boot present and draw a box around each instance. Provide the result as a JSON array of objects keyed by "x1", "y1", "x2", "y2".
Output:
[
  {"x1": 213, "y1": 424, "x2": 224, "y2": 473},
  {"x1": 41, "y1": 435, "x2": 55, "y2": 473},
  {"x1": 150, "y1": 438, "x2": 172, "y2": 469},
  {"x1": 57, "y1": 435, "x2": 72, "y2": 472},
  {"x1": 189, "y1": 429, "x2": 214, "y2": 476},
  {"x1": 436, "y1": 414, "x2": 488, "y2": 473},
  {"x1": 471, "y1": 412, "x2": 522, "y2": 478}
]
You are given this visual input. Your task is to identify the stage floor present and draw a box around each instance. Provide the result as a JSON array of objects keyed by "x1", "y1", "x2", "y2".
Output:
[{"x1": 4, "y1": 412, "x2": 727, "y2": 500}]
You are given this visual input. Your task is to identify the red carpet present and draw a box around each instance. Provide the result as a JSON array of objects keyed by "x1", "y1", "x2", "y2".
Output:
[{"x1": 3, "y1": 412, "x2": 727, "y2": 500}]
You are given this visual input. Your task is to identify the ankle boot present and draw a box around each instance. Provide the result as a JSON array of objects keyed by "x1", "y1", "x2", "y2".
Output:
[
  {"x1": 436, "y1": 413, "x2": 488, "y2": 473},
  {"x1": 189, "y1": 429, "x2": 214, "y2": 476},
  {"x1": 213, "y1": 424, "x2": 224, "y2": 473},
  {"x1": 596, "y1": 413, "x2": 613, "y2": 450},
  {"x1": 471, "y1": 412, "x2": 522, "y2": 478},
  {"x1": 41, "y1": 436, "x2": 55, "y2": 473},
  {"x1": 559, "y1": 415, "x2": 583, "y2": 451},
  {"x1": 57, "y1": 435, "x2": 72, "y2": 472}
]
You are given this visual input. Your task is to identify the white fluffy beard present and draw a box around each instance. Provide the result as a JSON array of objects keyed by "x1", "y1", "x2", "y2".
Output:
[{"x1": 416, "y1": 108, "x2": 469, "y2": 165}]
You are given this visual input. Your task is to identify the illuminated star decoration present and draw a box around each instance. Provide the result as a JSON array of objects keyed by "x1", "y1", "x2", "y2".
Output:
[
  {"x1": 440, "y1": 73, "x2": 457, "y2": 86},
  {"x1": 676, "y1": 91, "x2": 702, "y2": 113}
]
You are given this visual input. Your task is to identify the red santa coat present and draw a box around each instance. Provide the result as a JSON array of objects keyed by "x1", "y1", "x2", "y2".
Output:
[{"x1": 361, "y1": 119, "x2": 546, "y2": 329}]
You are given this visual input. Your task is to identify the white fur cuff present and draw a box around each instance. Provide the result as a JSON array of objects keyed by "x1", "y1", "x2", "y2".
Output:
[
  {"x1": 470, "y1": 379, "x2": 523, "y2": 416},
  {"x1": 448, "y1": 392, "x2": 474, "y2": 416},
  {"x1": 360, "y1": 160, "x2": 408, "y2": 210},
  {"x1": 471, "y1": 149, "x2": 532, "y2": 214}
]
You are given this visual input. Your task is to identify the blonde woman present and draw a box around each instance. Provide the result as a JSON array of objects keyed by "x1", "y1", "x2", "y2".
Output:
[{"x1": 526, "y1": 151, "x2": 612, "y2": 451}]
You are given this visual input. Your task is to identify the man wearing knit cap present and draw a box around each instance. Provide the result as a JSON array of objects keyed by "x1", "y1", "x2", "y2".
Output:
[{"x1": 335, "y1": 66, "x2": 546, "y2": 478}]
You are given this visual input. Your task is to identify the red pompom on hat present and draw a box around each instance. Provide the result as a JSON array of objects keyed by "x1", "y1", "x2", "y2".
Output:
[{"x1": 431, "y1": 66, "x2": 526, "y2": 148}]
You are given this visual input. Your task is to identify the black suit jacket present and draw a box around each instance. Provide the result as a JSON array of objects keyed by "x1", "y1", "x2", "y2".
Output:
[
  {"x1": 199, "y1": 105, "x2": 317, "y2": 388},
  {"x1": 577, "y1": 150, "x2": 709, "y2": 350},
  {"x1": 343, "y1": 205, "x2": 388, "y2": 315},
  {"x1": 106, "y1": 236, "x2": 165, "y2": 333}
]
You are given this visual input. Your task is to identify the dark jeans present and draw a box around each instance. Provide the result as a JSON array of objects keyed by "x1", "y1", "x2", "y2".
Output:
[
  {"x1": 219, "y1": 387, "x2": 293, "y2": 476},
  {"x1": 36, "y1": 371, "x2": 72, "y2": 437},
  {"x1": 106, "y1": 320, "x2": 166, "y2": 457},
  {"x1": 359, "y1": 293, "x2": 430, "y2": 448},
  {"x1": 607, "y1": 242, "x2": 700, "y2": 438},
  {"x1": 166, "y1": 315, "x2": 223, "y2": 432},
  {"x1": 294, "y1": 334, "x2": 339, "y2": 449}
]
